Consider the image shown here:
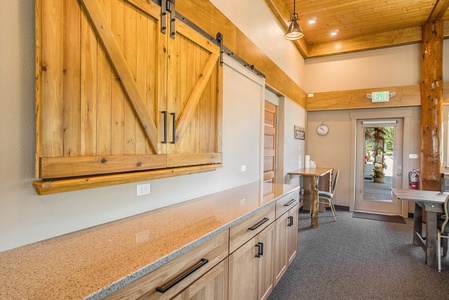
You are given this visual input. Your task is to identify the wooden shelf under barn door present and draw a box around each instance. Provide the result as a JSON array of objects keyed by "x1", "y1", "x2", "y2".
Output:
[{"x1": 34, "y1": 0, "x2": 222, "y2": 194}]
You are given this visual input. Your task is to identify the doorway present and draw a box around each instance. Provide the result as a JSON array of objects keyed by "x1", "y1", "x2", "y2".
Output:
[{"x1": 355, "y1": 119, "x2": 403, "y2": 215}]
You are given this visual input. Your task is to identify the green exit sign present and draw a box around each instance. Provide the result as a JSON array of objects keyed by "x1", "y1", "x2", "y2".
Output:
[{"x1": 371, "y1": 91, "x2": 389, "y2": 103}]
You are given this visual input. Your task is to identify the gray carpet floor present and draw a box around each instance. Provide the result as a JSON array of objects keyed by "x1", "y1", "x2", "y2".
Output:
[{"x1": 268, "y1": 210, "x2": 449, "y2": 300}]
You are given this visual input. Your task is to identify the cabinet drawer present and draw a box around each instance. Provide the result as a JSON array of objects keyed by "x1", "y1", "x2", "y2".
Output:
[
  {"x1": 275, "y1": 191, "x2": 299, "y2": 218},
  {"x1": 229, "y1": 203, "x2": 275, "y2": 254},
  {"x1": 105, "y1": 230, "x2": 228, "y2": 300}
]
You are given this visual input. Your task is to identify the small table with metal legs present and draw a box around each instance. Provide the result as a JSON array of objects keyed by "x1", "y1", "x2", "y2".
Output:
[
  {"x1": 288, "y1": 168, "x2": 333, "y2": 228},
  {"x1": 391, "y1": 188, "x2": 446, "y2": 268}
]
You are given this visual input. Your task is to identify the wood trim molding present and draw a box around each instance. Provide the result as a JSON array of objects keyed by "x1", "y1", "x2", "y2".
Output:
[
  {"x1": 308, "y1": 27, "x2": 423, "y2": 58},
  {"x1": 307, "y1": 84, "x2": 421, "y2": 111},
  {"x1": 308, "y1": 81, "x2": 449, "y2": 111},
  {"x1": 33, "y1": 164, "x2": 221, "y2": 195}
]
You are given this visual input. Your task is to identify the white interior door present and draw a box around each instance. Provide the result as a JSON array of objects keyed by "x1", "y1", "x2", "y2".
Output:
[{"x1": 355, "y1": 119, "x2": 403, "y2": 215}]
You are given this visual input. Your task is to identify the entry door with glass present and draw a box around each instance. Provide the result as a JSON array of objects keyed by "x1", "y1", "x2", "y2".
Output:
[{"x1": 355, "y1": 119, "x2": 403, "y2": 215}]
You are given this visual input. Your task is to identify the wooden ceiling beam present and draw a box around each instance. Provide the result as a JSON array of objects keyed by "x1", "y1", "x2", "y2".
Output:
[
  {"x1": 307, "y1": 22, "x2": 449, "y2": 58},
  {"x1": 428, "y1": 0, "x2": 449, "y2": 22},
  {"x1": 308, "y1": 27, "x2": 423, "y2": 58},
  {"x1": 264, "y1": 0, "x2": 309, "y2": 58}
]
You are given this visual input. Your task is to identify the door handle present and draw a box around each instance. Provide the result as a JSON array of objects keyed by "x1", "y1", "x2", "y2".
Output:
[
  {"x1": 161, "y1": 111, "x2": 167, "y2": 144},
  {"x1": 170, "y1": 112, "x2": 176, "y2": 144}
]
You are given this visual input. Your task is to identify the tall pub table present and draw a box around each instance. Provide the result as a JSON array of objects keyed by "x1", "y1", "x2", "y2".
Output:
[
  {"x1": 288, "y1": 168, "x2": 333, "y2": 228},
  {"x1": 391, "y1": 188, "x2": 446, "y2": 268}
]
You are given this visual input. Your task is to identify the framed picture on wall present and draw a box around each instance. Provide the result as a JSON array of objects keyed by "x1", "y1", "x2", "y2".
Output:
[{"x1": 294, "y1": 125, "x2": 305, "y2": 140}]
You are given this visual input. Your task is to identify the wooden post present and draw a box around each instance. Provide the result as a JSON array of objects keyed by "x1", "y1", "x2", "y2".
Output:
[{"x1": 420, "y1": 20, "x2": 444, "y2": 191}]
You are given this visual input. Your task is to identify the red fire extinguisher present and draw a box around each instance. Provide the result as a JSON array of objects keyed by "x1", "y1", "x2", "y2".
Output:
[{"x1": 409, "y1": 169, "x2": 419, "y2": 190}]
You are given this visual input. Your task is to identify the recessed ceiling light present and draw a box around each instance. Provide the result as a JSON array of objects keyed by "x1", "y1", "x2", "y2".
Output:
[
  {"x1": 330, "y1": 29, "x2": 339, "y2": 36},
  {"x1": 308, "y1": 19, "x2": 316, "y2": 24}
]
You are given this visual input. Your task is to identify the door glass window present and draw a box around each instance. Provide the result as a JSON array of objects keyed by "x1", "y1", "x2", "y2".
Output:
[{"x1": 363, "y1": 126, "x2": 394, "y2": 201}]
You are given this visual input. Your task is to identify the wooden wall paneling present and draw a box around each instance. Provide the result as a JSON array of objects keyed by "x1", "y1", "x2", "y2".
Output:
[
  {"x1": 63, "y1": 0, "x2": 81, "y2": 157},
  {"x1": 35, "y1": 0, "x2": 42, "y2": 176},
  {"x1": 40, "y1": 0, "x2": 64, "y2": 159},
  {"x1": 135, "y1": 6, "x2": 150, "y2": 155},
  {"x1": 97, "y1": 0, "x2": 113, "y2": 156},
  {"x1": 307, "y1": 84, "x2": 422, "y2": 111},
  {"x1": 110, "y1": 0, "x2": 126, "y2": 155},
  {"x1": 80, "y1": 4, "x2": 98, "y2": 156},
  {"x1": 123, "y1": 2, "x2": 138, "y2": 155}
]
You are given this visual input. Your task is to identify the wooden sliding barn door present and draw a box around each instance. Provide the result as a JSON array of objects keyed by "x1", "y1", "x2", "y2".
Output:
[
  {"x1": 264, "y1": 101, "x2": 277, "y2": 183},
  {"x1": 37, "y1": 0, "x2": 166, "y2": 179},
  {"x1": 35, "y1": 0, "x2": 222, "y2": 191},
  {"x1": 166, "y1": 19, "x2": 222, "y2": 167}
]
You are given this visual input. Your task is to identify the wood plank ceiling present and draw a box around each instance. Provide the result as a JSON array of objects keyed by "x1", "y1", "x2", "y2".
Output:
[{"x1": 266, "y1": 0, "x2": 449, "y2": 58}]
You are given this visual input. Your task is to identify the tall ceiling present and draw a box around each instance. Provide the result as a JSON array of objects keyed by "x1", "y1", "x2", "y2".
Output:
[{"x1": 266, "y1": 0, "x2": 449, "y2": 58}]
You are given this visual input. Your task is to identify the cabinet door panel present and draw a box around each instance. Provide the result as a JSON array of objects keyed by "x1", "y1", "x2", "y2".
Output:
[
  {"x1": 273, "y1": 212, "x2": 288, "y2": 285},
  {"x1": 257, "y1": 223, "x2": 274, "y2": 300},
  {"x1": 287, "y1": 206, "x2": 299, "y2": 265},
  {"x1": 229, "y1": 237, "x2": 258, "y2": 300}
]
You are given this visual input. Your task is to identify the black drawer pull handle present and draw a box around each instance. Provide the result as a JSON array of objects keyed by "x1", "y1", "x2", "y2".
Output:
[
  {"x1": 156, "y1": 258, "x2": 209, "y2": 293},
  {"x1": 284, "y1": 199, "x2": 296, "y2": 207},
  {"x1": 255, "y1": 242, "x2": 264, "y2": 258},
  {"x1": 287, "y1": 216, "x2": 294, "y2": 227},
  {"x1": 248, "y1": 217, "x2": 269, "y2": 231}
]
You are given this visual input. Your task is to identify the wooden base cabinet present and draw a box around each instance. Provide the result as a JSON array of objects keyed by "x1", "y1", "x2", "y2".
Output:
[
  {"x1": 273, "y1": 204, "x2": 299, "y2": 284},
  {"x1": 229, "y1": 223, "x2": 275, "y2": 300}
]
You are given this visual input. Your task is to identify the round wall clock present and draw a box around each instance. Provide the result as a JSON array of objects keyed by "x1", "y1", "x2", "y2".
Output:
[{"x1": 316, "y1": 124, "x2": 329, "y2": 136}]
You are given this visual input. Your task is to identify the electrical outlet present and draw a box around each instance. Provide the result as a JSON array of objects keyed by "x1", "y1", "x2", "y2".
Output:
[
  {"x1": 137, "y1": 183, "x2": 151, "y2": 196},
  {"x1": 240, "y1": 165, "x2": 246, "y2": 172}
]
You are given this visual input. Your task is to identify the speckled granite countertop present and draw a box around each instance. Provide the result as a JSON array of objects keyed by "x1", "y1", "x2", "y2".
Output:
[{"x1": 0, "y1": 182, "x2": 298, "y2": 299}]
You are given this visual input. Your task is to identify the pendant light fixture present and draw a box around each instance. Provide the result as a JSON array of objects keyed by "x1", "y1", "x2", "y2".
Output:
[{"x1": 285, "y1": 0, "x2": 304, "y2": 40}]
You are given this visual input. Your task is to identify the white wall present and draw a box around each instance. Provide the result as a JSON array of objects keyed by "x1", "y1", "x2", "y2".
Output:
[
  {"x1": 282, "y1": 97, "x2": 307, "y2": 186},
  {"x1": 210, "y1": 0, "x2": 305, "y2": 88},
  {"x1": 307, "y1": 108, "x2": 421, "y2": 209},
  {"x1": 304, "y1": 41, "x2": 449, "y2": 93},
  {"x1": 304, "y1": 44, "x2": 422, "y2": 92},
  {"x1": 0, "y1": 1, "x2": 284, "y2": 251}
]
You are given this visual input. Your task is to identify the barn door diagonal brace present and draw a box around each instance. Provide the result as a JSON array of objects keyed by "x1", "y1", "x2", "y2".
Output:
[{"x1": 160, "y1": 0, "x2": 176, "y2": 39}]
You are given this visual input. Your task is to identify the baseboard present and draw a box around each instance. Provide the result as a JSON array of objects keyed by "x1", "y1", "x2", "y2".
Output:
[{"x1": 299, "y1": 205, "x2": 349, "y2": 212}]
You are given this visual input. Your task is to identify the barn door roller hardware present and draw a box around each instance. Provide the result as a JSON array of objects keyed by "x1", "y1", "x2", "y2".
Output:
[{"x1": 161, "y1": 0, "x2": 176, "y2": 39}]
